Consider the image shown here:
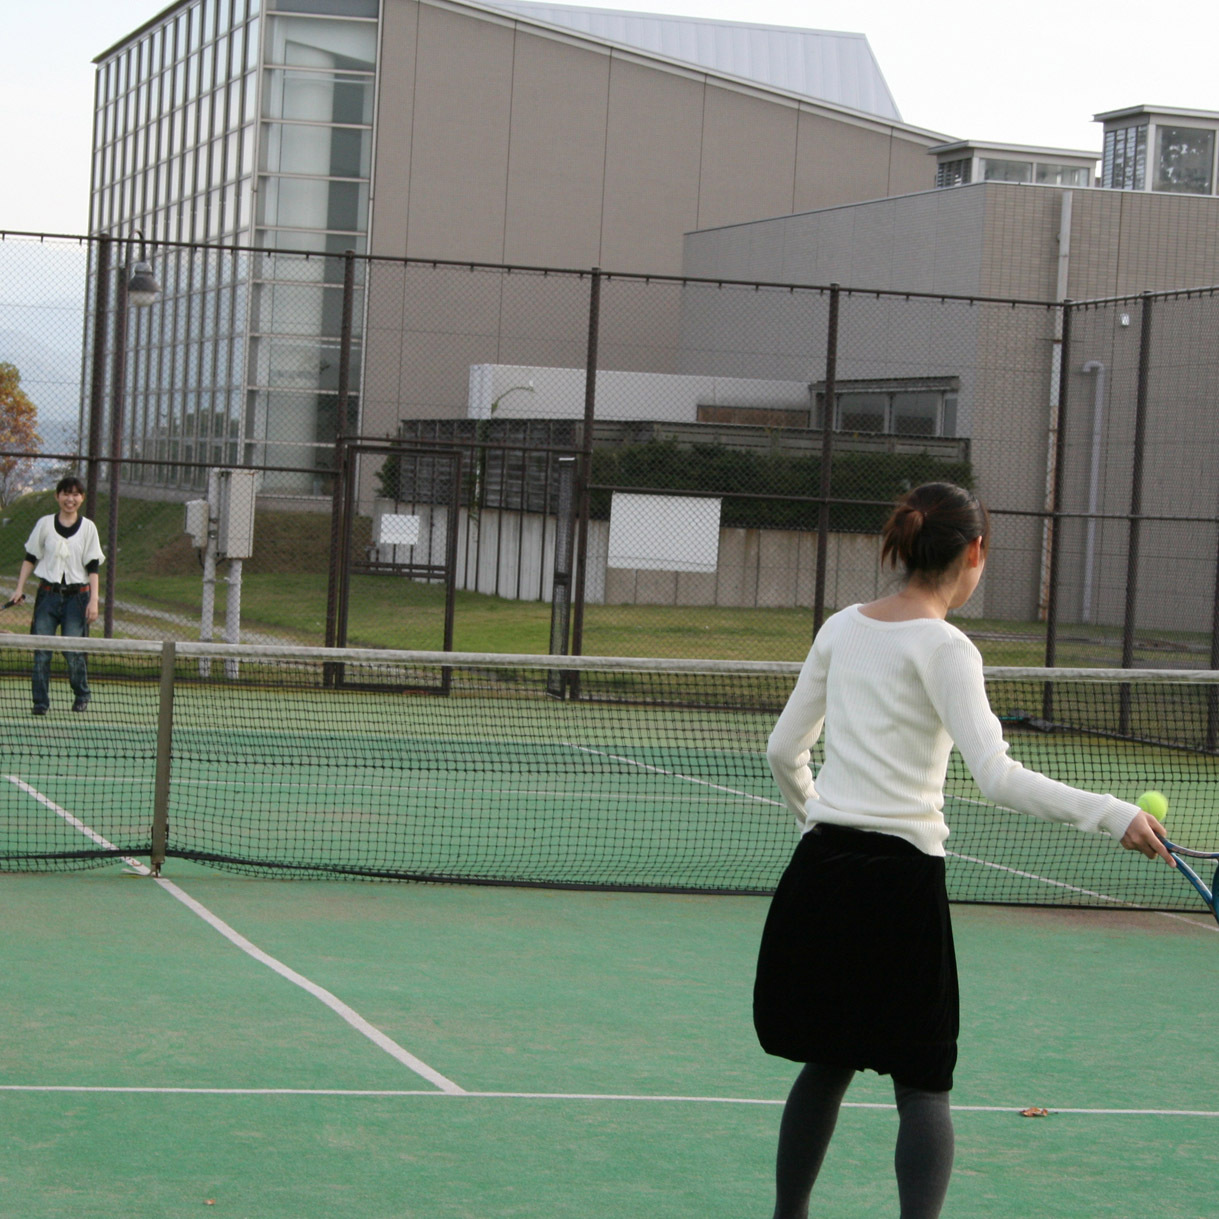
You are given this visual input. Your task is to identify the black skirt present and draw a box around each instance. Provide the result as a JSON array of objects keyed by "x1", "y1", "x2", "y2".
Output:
[{"x1": 754, "y1": 823, "x2": 958, "y2": 1092}]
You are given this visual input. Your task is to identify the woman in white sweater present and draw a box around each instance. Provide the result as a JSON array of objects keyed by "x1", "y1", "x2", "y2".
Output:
[{"x1": 754, "y1": 482, "x2": 1170, "y2": 1219}]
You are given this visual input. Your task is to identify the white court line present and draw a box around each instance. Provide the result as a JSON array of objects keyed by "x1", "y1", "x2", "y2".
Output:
[
  {"x1": 563, "y1": 742, "x2": 784, "y2": 807},
  {"x1": 0, "y1": 1085, "x2": 1215, "y2": 1118},
  {"x1": 4, "y1": 775, "x2": 465, "y2": 1096}
]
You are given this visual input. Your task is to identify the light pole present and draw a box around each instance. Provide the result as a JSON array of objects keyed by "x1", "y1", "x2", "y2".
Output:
[
  {"x1": 472, "y1": 382, "x2": 534, "y2": 519},
  {"x1": 103, "y1": 232, "x2": 160, "y2": 637}
]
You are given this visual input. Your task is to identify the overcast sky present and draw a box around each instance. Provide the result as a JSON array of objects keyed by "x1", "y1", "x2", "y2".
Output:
[{"x1": 2, "y1": 0, "x2": 1217, "y2": 236}]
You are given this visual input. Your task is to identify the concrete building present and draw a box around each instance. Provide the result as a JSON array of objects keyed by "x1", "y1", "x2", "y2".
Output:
[
  {"x1": 87, "y1": 0, "x2": 945, "y2": 491},
  {"x1": 679, "y1": 176, "x2": 1219, "y2": 629}
]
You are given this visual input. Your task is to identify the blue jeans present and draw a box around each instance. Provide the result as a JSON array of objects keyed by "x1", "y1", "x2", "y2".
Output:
[{"x1": 31, "y1": 585, "x2": 91, "y2": 710}]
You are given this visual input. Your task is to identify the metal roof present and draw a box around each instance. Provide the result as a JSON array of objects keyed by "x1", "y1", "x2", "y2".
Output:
[{"x1": 481, "y1": 1, "x2": 902, "y2": 120}]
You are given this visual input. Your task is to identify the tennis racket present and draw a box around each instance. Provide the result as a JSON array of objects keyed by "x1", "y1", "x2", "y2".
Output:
[
  {"x1": 1, "y1": 596, "x2": 24, "y2": 611},
  {"x1": 1162, "y1": 840, "x2": 1219, "y2": 925}
]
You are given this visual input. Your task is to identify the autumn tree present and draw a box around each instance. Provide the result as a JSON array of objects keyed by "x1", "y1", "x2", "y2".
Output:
[{"x1": 0, "y1": 363, "x2": 42, "y2": 507}]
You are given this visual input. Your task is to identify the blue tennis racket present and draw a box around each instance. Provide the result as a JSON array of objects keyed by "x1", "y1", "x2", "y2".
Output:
[{"x1": 1162, "y1": 840, "x2": 1219, "y2": 925}]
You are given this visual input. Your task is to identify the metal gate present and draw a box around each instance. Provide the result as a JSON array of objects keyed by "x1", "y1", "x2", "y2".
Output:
[{"x1": 325, "y1": 440, "x2": 463, "y2": 690}]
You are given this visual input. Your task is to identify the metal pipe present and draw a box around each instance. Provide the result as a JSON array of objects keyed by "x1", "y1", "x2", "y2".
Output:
[
  {"x1": 570, "y1": 269, "x2": 601, "y2": 662},
  {"x1": 1080, "y1": 360, "x2": 1106, "y2": 622}
]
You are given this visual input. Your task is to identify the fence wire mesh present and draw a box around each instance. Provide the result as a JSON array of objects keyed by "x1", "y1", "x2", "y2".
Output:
[{"x1": 1, "y1": 232, "x2": 1218, "y2": 679}]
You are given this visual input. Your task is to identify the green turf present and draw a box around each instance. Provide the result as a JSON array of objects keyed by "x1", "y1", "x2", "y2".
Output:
[{"x1": 0, "y1": 871, "x2": 1215, "y2": 1217}]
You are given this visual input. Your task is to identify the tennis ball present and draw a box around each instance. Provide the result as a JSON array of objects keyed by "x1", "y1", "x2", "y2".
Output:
[{"x1": 1136, "y1": 791, "x2": 1168, "y2": 822}]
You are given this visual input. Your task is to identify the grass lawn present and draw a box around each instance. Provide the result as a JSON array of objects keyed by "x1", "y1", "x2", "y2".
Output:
[{"x1": 0, "y1": 490, "x2": 1209, "y2": 666}]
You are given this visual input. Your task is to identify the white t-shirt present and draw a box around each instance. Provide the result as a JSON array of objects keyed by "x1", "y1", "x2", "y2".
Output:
[
  {"x1": 24, "y1": 514, "x2": 105, "y2": 585},
  {"x1": 766, "y1": 604, "x2": 1140, "y2": 856}
]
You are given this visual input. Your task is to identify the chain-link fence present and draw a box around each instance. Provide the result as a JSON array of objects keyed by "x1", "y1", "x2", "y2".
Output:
[{"x1": 2, "y1": 230, "x2": 1218, "y2": 667}]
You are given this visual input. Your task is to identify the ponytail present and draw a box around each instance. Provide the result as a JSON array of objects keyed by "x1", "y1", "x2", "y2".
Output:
[{"x1": 881, "y1": 483, "x2": 989, "y2": 579}]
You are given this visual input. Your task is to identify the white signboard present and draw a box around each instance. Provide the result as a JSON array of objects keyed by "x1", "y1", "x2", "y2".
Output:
[
  {"x1": 376, "y1": 514, "x2": 421, "y2": 546},
  {"x1": 607, "y1": 493, "x2": 721, "y2": 573}
]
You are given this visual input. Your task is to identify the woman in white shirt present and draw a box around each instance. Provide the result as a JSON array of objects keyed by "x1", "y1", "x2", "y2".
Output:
[
  {"x1": 754, "y1": 482, "x2": 1170, "y2": 1219},
  {"x1": 12, "y1": 475, "x2": 104, "y2": 715}
]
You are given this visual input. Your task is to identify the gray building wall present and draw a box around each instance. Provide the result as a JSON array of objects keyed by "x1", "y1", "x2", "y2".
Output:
[
  {"x1": 369, "y1": 0, "x2": 942, "y2": 273},
  {"x1": 680, "y1": 182, "x2": 1219, "y2": 628},
  {"x1": 361, "y1": 0, "x2": 946, "y2": 441}
]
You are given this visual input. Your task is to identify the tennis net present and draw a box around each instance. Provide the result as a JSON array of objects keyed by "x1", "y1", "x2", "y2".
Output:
[{"x1": 0, "y1": 636, "x2": 1215, "y2": 908}]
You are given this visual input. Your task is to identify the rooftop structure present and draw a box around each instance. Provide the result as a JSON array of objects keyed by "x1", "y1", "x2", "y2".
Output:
[
  {"x1": 931, "y1": 139, "x2": 1098, "y2": 190},
  {"x1": 1096, "y1": 105, "x2": 1219, "y2": 195},
  {"x1": 482, "y1": 1, "x2": 902, "y2": 119}
]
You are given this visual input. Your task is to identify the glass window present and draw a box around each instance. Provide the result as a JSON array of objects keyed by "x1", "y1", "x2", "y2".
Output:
[
  {"x1": 261, "y1": 121, "x2": 369, "y2": 177},
  {"x1": 1033, "y1": 164, "x2": 1092, "y2": 187},
  {"x1": 198, "y1": 93, "x2": 213, "y2": 143},
  {"x1": 211, "y1": 136, "x2": 227, "y2": 188},
  {"x1": 262, "y1": 69, "x2": 374, "y2": 124},
  {"x1": 981, "y1": 158, "x2": 1033, "y2": 183},
  {"x1": 241, "y1": 124, "x2": 256, "y2": 176},
  {"x1": 270, "y1": 0, "x2": 379, "y2": 14},
  {"x1": 892, "y1": 393, "x2": 940, "y2": 436},
  {"x1": 245, "y1": 17, "x2": 261, "y2": 70},
  {"x1": 1103, "y1": 124, "x2": 1147, "y2": 189},
  {"x1": 1154, "y1": 125, "x2": 1215, "y2": 194},
  {"x1": 265, "y1": 16, "x2": 377, "y2": 71},
  {"x1": 936, "y1": 158, "x2": 971, "y2": 188},
  {"x1": 837, "y1": 393, "x2": 886, "y2": 433}
]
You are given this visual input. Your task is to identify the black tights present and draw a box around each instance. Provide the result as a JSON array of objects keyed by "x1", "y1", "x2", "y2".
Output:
[{"x1": 772, "y1": 1062, "x2": 954, "y2": 1219}]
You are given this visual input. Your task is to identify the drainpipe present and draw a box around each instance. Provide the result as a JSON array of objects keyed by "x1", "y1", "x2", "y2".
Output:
[{"x1": 1080, "y1": 361, "x2": 1106, "y2": 622}]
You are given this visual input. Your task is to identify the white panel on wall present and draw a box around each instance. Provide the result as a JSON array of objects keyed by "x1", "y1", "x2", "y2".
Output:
[
  {"x1": 607, "y1": 492, "x2": 721, "y2": 572},
  {"x1": 377, "y1": 513, "x2": 421, "y2": 546}
]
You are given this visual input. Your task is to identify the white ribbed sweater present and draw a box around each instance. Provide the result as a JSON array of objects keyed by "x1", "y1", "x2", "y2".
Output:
[{"x1": 766, "y1": 605, "x2": 1140, "y2": 856}]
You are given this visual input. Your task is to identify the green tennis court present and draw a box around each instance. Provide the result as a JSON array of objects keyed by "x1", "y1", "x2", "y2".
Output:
[
  {"x1": 3, "y1": 640, "x2": 1217, "y2": 1215},
  {"x1": 1, "y1": 863, "x2": 1215, "y2": 1218}
]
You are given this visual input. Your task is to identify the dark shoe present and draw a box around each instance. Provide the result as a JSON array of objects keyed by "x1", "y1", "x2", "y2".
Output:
[
  {"x1": 32, "y1": 706, "x2": 47, "y2": 716},
  {"x1": 72, "y1": 697, "x2": 90, "y2": 713}
]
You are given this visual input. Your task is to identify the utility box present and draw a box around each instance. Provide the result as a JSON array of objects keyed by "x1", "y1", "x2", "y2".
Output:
[
  {"x1": 210, "y1": 468, "x2": 257, "y2": 559},
  {"x1": 184, "y1": 499, "x2": 210, "y2": 549}
]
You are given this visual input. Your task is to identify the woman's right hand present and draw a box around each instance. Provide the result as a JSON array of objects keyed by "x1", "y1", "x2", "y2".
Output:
[{"x1": 1120, "y1": 810, "x2": 1175, "y2": 864}]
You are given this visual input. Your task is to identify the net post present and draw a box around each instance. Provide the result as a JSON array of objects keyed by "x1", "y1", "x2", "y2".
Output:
[
  {"x1": 151, "y1": 639, "x2": 176, "y2": 876},
  {"x1": 813, "y1": 284, "x2": 840, "y2": 636}
]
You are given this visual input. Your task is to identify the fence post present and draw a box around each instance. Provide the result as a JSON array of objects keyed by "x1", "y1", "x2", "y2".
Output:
[
  {"x1": 570, "y1": 268, "x2": 602, "y2": 661},
  {"x1": 1120, "y1": 292, "x2": 1154, "y2": 734},
  {"x1": 813, "y1": 284, "x2": 840, "y2": 635},
  {"x1": 85, "y1": 236, "x2": 112, "y2": 510},
  {"x1": 323, "y1": 438, "x2": 348, "y2": 689},
  {"x1": 150, "y1": 639, "x2": 176, "y2": 876},
  {"x1": 1041, "y1": 300, "x2": 1072, "y2": 721},
  {"x1": 1209, "y1": 522, "x2": 1219, "y2": 751},
  {"x1": 336, "y1": 250, "x2": 356, "y2": 441}
]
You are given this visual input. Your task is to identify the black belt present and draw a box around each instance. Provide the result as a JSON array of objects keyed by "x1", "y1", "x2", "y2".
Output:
[{"x1": 43, "y1": 582, "x2": 88, "y2": 594}]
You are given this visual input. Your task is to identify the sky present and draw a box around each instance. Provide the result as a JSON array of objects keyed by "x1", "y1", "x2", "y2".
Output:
[{"x1": 1, "y1": 0, "x2": 1218, "y2": 236}]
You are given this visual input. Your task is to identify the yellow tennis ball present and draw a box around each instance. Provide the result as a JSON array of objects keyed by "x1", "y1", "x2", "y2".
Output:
[{"x1": 1136, "y1": 791, "x2": 1168, "y2": 822}]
